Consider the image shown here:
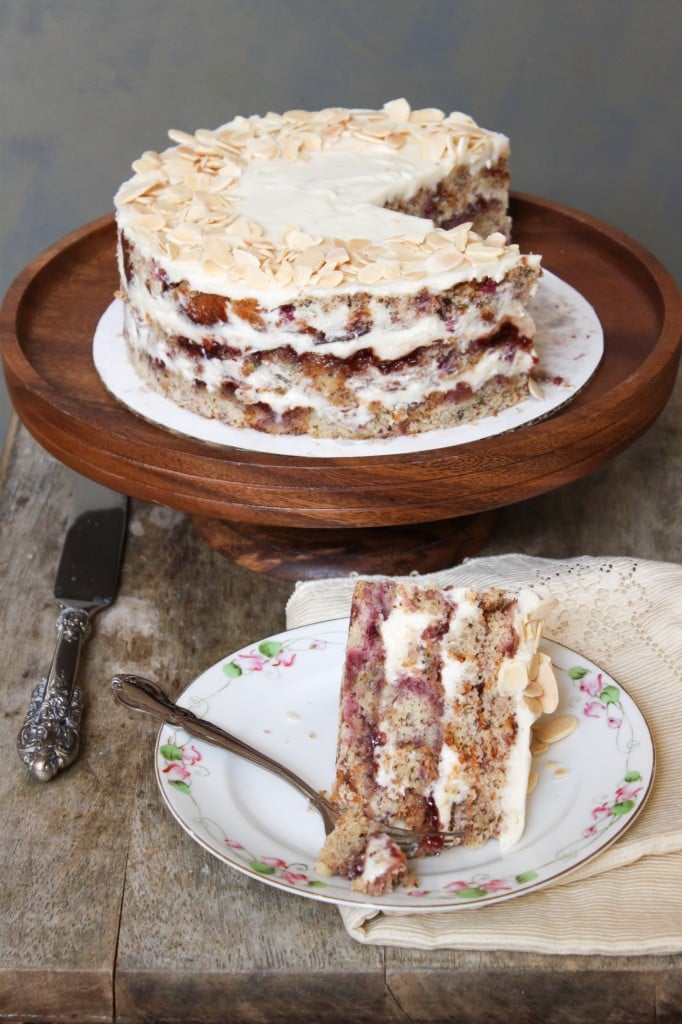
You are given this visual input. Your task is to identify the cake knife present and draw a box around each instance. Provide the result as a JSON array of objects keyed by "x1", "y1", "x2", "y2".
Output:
[{"x1": 17, "y1": 475, "x2": 128, "y2": 781}]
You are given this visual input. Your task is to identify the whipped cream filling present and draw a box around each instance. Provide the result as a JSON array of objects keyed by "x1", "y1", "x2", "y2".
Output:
[
  {"x1": 360, "y1": 833, "x2": 403, "y2": 885},
  {"x1": 127, "y1": 323, "x2": 534, "y2": 422},
  {"x1": 121, "y1": 261, "x2": 534, "y2": 363}
]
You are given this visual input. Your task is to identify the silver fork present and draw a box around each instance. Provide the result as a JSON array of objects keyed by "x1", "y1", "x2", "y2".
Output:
[{"x1": 111, "y1": 673, "x2": 462, "y2": 858}]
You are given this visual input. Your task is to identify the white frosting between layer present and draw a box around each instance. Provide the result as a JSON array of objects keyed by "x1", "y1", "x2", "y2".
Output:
[
  {"x1": 372, "y1": 586, "x2": 548, "y2": 847},
  {"x1": 360, "y1": 833, "x2": 402, "y2": 886}
]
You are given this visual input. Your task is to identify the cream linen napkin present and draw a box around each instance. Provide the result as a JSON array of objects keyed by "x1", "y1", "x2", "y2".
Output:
[{"x1": 285, "y1": 554, "x2": 682, "y2": 954}]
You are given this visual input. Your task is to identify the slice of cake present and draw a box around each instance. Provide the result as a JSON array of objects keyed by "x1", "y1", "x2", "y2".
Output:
[
  {"x1": 329, "y1": 580, "x2": 558, "y2": 863},
  {"x1": 113, "y1": 100, "x2": 543, "y2": 440}
]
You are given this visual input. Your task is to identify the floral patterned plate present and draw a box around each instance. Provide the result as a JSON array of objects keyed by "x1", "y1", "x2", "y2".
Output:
[{"x1": 154, "y1": 619, "x2": 654, "y2": 911}]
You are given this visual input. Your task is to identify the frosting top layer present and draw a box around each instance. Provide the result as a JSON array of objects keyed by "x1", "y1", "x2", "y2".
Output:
[{"x1": 114, "y1": 99, "x2": 531, "y2": 302}]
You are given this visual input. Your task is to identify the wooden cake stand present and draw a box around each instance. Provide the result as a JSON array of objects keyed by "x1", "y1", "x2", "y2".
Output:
[{"x1": 1, "y1": 194, "x2": 680, "y2": 578}]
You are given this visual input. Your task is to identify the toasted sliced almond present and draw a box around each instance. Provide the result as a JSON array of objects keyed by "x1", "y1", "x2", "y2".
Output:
[
  {"x1": 530, "y1": 738, "x2": 549, "y2": 756},
  {"x1": 244, "y1": 266, "x2": 272, "y2": 287},
  {"x1": 295, "y1": 246, "x2": 326, "y2": 271},
  {"x1": 383, "y1": 97, "x2": 411, "y2": 122},
  {"x1": 286, "y1": 228, "x2": 318, "y2": 251},
  {"x1": 497, "y1": 660, "x2": 529, "y2": 694},
  {"x1": 166, "y1": 222, "x2": 204, "y2": 245},
  {"x1": 410, "y1": 107, "x2": 445, "y2": 123},
  {"x1": 232, "y1": 248, "x2": 261, "y2": 268},
  {"x1": 204, "y1": 236, "x2": 235, "y2": 268},
  {"x1": 466, "y1": 246, "x2": 501, "y2": 266},
  {"x1": 293, "y1": 263, "x2": 314, "y2": 286},
  {"x1": 421, "y1": 131, "x2": 449, "y2": 162},
  {"x1": 316, "y1": 270, "x2": 345, "y2": 289},
  {"x1": 117, "y1": 174, "x2": 163, "y2": 204},
  {"x1": 281, "y1": 134, "x2": 301, "y2": 161},
  {"x1": 533, "y1": 715, "x2": 578, "y2": 746},
  {"x1": 528, "y1": 378, "x2": 544, "y2": 401},
  {"x1": 168, "y1": 128, "x2": 197, "y2": 146},
  {"x1": 283, "y1": 109, "x2": 316, "y2": 123},
  {"x1": 523, "y1": 695, "x2": 544, "y2": 717},
  {"x1": 274, "y1": 262, "x2": 294, "y2": 285},
  {"x1": 527, "y1": 770, "x2": 539, "y2": 795},
  {"x1": 357, "y1": 262, "x2": 387, "y2": 284},
  {"x1": 536, "y1": 657, "x2": 559, "y2": 714},
  {"x1": 525, "y1": 679, "x2": 543, "y2": 699},
  {"x1": 128, "y1": 210, "x2": 166, "y2": 231},
  {"x1": 424, "y1": 246, "x2": 465, "y2": 274}
]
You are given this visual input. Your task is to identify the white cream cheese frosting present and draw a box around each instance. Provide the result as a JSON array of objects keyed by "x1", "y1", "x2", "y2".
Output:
[{"x1": 114, "y1": 98, "x2": 530, "y2": 304}]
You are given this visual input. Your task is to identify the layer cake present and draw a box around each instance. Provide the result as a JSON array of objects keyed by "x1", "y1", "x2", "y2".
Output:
[{"x1": 114, "y1": 100, "x2": 542, "y2": 439}]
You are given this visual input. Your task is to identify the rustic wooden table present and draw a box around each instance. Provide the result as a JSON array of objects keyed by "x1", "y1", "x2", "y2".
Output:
[{"x1": 1, "y1": 362, "x2": 681, "y2": 1023}]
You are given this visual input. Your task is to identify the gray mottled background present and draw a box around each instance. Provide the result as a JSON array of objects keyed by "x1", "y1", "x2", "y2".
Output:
[{"x1": 0, "y1": 0, "x2": 679, "y2": 446}]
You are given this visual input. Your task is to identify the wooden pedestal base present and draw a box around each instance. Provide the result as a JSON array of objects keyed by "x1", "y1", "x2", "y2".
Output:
[{"x1": 191, "y1": 511, "x2": 499, "y2": 580}]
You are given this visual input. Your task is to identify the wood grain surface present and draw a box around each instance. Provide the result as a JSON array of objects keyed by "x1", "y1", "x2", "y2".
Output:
[
  {"x1": 1, "y1": 195, "x2": 680, "y2": 535},
  {"x1": 1, "y1": 359, "x2": 681, "y2": 1021}
]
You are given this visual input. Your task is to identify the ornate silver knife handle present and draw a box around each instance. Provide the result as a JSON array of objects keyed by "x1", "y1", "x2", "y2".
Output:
[{"x1": 17, "y1": 607, "x2": 91, "y2": 781}]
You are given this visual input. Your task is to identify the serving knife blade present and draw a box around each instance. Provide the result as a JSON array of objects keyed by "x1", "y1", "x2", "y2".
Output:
[{"x1": 17, "y1": 475, "x2": 128, "y2": 781}]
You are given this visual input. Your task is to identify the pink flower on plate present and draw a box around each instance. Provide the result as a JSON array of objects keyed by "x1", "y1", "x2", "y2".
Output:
[
  {"x1": 484, "y1": 879, "x2": 513, "y2": 893},
  {"x1": 182, "y1": 744, "x2": 202, "y2": 766},
  {"x1": 280, "y1": 870, "x2": 308, "y2": 885},
  {"x1": 407, "y1": 889, "x2": 429, "y2": 898},
  {"x1": 162, "y1": 762, "x2": 190, "y2": 781},
  {"x1": 583, "y1": 825, "x2": 597, "y2": 838},
  {"x1": 584, "y1": 700, "x2": 603, "y2": 719},
  {"x1": 273, "y1": 652, "x2": 297, "y2": 668},
  {"x1": 260, "y1": 856, "x2": 288, "y2": 869},
  {"x1": 310, "y1": 640, "x2": 328, "y2": 650},
  {"x1": 607, "y1": 714, "x2": 623, "y2": 729},
  {"x1": 580, "y1": 673, "x2": 603, "y2": 697},
  {"x1": 225, "y1": 838, "x2": 243, "y2": 849},
  {"x1": 591, "y1": 802, "x2": 611, "y2": 821},
  {"x1": 443, "y1": 880, "x2": 471, "y2": 892},
  {"x1": 238, "y1": 652, "x2": 269, "y2": 671},
  {"x1": 615, "y1": 782, "x2": 643, "y2": 803}
]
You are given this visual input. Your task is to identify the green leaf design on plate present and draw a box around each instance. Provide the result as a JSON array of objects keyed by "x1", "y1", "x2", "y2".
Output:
[
  {"x1": 258, "y1": 640, "x2": 283, "y2": 658},
  {"x1": 515, "y1": 870, "x2": 539, "y2": 884},
  {"x1": 160, "y1": 743, "x2": 184, "y2": 762},
  {"x1": 223, "y1": 661, "x2": 242, "y2": 678},
  {"x1": 624, "y1": 771, "x2": 642, "y2": 783},
  {"x1": 612, "y1": 800, "x2": 636, "y2": 816},
  {"x1": 250, "y1": 861, "x2": 277, "y2": 874},
  {"x1": 308, "y1": 880, "x2": 328, "y2": 888},
  {"x1": 568, "y1": 666, "x2": 589, "y2": 679},
  {"x1": 599, "y1": 685, "x2": 621, "y2": 705},
  {"x1": 456, "y1": 887, "x2": 488, "y2": 899},
  {"x1": 168, "y1": 780, "x2": 191, "y2": 795}
]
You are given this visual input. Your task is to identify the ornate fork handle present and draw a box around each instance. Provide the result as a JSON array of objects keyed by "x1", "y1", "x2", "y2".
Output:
[
  {"x1": 17, "y1": 608, "x2": 91, "y2": 781},
  {"x1": 111, "y1": 673, "x2": 339, "y2": 835}
]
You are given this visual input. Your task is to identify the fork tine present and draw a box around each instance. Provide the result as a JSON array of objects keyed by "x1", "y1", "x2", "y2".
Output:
[{"x1": 391, "y1": 829, "x2": 462, "y2": 856}]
